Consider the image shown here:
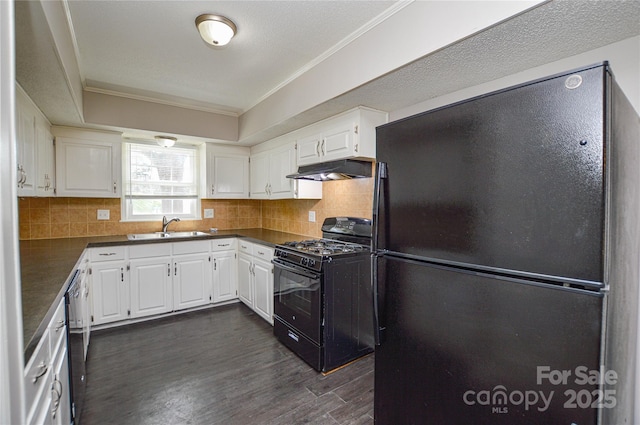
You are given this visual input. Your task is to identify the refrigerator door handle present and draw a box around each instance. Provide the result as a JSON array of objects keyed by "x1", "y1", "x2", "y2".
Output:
[
  {"x1": 372, "y1": 251, "x2": 386, "y2": 345},
  {"x1": 372, "y1": 161, "x2": 388, "y2": 346},
  {"x1": 372, "y1": 161, "x2": 388, "y2": 252}
]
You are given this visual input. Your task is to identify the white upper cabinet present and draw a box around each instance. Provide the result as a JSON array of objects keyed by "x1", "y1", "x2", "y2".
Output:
[
  {"x1": 201, "y1": 143, "x2": 250, "y2": 199},
  {"x1": 35, "y1": 120, "x2": 55, "y2": 196},
  {"x1": 295, "y1": 107, "x2": 387, "y2": 166},
  {"x1": 16, "y1": 85, "x2": 54, "y2": 196},
  {"x1": 250, "y1": 140, "x2": 322, "y2": 200},
  {"x1": 53, "y1": 127, "x2": 122, "y2": 198}
]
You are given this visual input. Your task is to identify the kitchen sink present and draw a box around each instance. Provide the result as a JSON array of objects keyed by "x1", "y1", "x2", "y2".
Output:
[{"x1": 127, "y1": 231, "x2": 210, "y2": 240}]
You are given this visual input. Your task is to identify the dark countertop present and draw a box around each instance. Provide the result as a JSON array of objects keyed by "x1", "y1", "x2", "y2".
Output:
[{"x1": 21, "y1": 228, "x2": 306, "y2": 361}]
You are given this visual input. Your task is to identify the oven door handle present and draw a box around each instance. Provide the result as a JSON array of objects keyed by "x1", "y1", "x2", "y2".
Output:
[{"x1": 272, "y1": 258, "x2": 321, "y2": 280}]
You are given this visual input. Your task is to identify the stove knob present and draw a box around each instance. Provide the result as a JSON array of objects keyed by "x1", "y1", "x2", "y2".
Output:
[
  {"x1": 301, "y1": 258, "x2": 308, "y2": 266},
  {"x1": 308, "y1": 259, "x2": 316, "y2": 268}
]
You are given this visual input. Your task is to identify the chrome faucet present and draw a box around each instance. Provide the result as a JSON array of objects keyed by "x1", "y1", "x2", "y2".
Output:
[{"x1": 162, "y1": 216, "x2": 180, "y2": 233}]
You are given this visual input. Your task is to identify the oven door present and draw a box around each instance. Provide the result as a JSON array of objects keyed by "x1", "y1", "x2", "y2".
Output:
[{"x1": 272, "y1": 258, "x2": 322, "y2": 343}]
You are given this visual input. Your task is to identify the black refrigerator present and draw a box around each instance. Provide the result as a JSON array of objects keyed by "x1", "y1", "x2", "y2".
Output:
[{"x1": 372, "y1": 63, "x2": 640, "y2": 425}]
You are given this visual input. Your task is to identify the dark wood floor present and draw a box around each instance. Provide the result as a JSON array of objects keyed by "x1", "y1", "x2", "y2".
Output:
[{"x1": 81, "y1": 304, "x2": 375, "y2": 425}]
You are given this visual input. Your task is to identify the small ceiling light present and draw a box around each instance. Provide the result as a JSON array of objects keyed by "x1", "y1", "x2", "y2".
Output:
[
  {"x1": 155, "y1": 136, "x2": 177, "y2": 148},
  {"x1": 195, "y1": 14, "x2": 237, "y2": 46}
]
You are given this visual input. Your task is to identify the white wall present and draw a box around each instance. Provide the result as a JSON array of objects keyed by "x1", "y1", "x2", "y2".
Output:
[
  {"x1": 0, "y1": 1, "x2": 26, "y2": 423},
  {"x1": 391, "y1": 36, "x2": 640, "y2": 121}
]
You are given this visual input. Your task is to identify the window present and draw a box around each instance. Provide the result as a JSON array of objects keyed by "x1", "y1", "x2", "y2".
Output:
[{"x1": 123, "y1": 142, "x2": 200, "y2": 221}]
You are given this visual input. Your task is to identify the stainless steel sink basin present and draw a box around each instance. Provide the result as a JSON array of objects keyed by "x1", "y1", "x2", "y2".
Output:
[{"x1": 127, "y1": 231, "x2": 209, "y2": 240}]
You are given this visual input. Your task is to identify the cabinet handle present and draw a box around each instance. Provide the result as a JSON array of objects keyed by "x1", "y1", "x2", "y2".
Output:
[
  {"x1": 99, "y1": 252, "x2": 117, "y2": 256},
  {"x1": 113, "y1": 181, "x2": 117, "y2": 193},
  {"x1": 121, "y1": 267, "x2": 124, "y2": 282},
  {"x1": 175, "y1": 264, "x2": 177, "y2": 276},
  {"x1": 214, "y1": 259, "x2": 217, "y2": 271},
  {"x1": 211, "y1": 184, "x2": 215, "y2": 195},
  {"x1": 354, "y1": 143, "x2": 359, "y2": 153},
  {"x1": 316, "y1": 141, "x2": 321, "y2": 157},
  {"x1": 321, "y1": 139, "x2": 325, "y2": 156},
  {"x1": 55, "y1": 319, "x2": 65, "y2": 332},
  {"x1": 269, "y1": 184, "x2": 272, "y2": 195},
  {"x1": 51, "y1": 378, "x2": 62, "y2": 418},
  {"x1": 32, "y1": 362, "x2": 48, "y2": 383},
  {"x1": 168, "y1": 263, "x2": 171, "y2": 277}
]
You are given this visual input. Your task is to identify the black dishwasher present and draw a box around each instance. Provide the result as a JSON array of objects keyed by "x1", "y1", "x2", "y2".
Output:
[{"x1": 65, "y1": 270, "x2": 85, "y2": 424}]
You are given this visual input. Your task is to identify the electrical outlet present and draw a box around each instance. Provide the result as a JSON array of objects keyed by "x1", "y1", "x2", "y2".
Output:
[
  {"x1": 308, "y1": 211, "x2": 316, "y2": 222},
  {"x1": 97, "y1": 209, "x2": 110, "y2": 220},
  {"x1": 204, "y1": 208, "x2": 214, "y2": 219}
]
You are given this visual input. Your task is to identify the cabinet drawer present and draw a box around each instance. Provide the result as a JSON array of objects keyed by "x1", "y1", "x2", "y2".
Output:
[
  {"x1": 253, "y1": 244, "x2": 274, "y2": 261},
  {"x1": 172, "y1": 240, "x2": 210, "y2": 255},
  {"x1": 238, "y1": 240, "x2": 252, "y2": 255},
  {"x1": 129, "y1": 243, "x2": 172, "y2": 259},
  {"x1": 90, "y1": 246, "x2": 126, "y2": 262},
  {"x1": 49, "y1": 300, "x2": 67, "y2": 356},
  {"x1": 211, "y1": 238, "x2": 237, "y2": 252},
  {"x1": 24, "y1": 330, "x2": 51, "y2": 415}
]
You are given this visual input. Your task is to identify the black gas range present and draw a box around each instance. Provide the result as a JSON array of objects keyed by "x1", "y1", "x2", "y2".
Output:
[{"x1": 272, "y1": 217, "x2": 374, "y2": 373}]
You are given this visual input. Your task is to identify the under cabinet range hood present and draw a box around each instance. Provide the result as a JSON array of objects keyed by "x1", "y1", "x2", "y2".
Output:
[{"x1": 286, "y1": 159, "x2": 373, "y2": 181}]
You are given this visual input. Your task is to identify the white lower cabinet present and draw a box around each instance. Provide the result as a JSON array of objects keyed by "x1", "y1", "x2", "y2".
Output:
[
  {"x1": 25, "y1": 299, "x2": 71, "y2": 425},
  {"x1": 50, "y1": 345, "x2": 71, "y2": 425},
  {"x1": 253, "y1": 257, "x2": 273, "y2": 324},
  {"x1": 173, "y1": 252, "x2": 212, "y2": 310},
  {"x1": 91, "y1": 260, "x2": 129, "y2": 326},
  {"x1": 237, "y1": 241, "x2": 274, "y2": 324},
  {"x1": 130, "y1": 256, "x2": 173, "y2": 318},
  {"x1": 237, "y1": 252, "x2": 253, "y2": 307},
  {"x1": 89, "y1": 238, "x2": 243, "y2": 326},
  {"x1": 211, "y1": 238, "x2": 238, "y2": 303}
]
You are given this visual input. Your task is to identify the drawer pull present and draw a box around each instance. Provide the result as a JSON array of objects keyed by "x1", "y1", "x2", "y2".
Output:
[
  {"x1": 99, "y1": 252, "x2": 117, "y2": 256},
  {"x1": 32, "y1": 362, "x2": 48, "y2": 383},
  {"x1": 51, "y1": 379, "x2": 62, "y2": 418},
  {"x1": 55, "y1": 320, "x2": 65, "y2": 332}
]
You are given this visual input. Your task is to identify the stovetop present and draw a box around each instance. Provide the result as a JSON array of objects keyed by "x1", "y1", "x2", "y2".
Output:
[
  {"x1": 273, "y1": 217, "x2": 372, "y2": 272},
  {"x1": 280, "y1": 239, "x2": 367, "y2": 256}
]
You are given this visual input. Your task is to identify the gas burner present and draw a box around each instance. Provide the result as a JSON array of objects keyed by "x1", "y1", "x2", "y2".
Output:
[{"x1": 280, "y1": 239, "x2": 365, "y2": 257}]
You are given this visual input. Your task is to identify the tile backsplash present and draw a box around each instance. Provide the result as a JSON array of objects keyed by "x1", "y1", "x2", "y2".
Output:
[{"x1": 18, "y1": 177, "x2": 374, "y2": 240}]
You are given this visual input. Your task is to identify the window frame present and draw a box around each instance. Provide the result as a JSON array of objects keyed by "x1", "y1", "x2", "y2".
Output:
[{"x1": 121, "y1": 140, "x2": 201, "y2": 222}]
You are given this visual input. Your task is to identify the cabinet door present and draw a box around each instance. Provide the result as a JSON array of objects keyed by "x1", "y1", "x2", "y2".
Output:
[
  {"x1": 79, "y1": 268, "x2": 91, "y2": 360},
  {"x1": 212, "y1": 250, "x2": 238, "y2": 303},
  {"x1": 249, "y1": 152, "x2": 269, "y2": 199},
  {"x1": 269, "y1": 145, "x2": 295, "y2": 198},
  {"x1": 237, "y1": 253, "x2": 253, "y2": 308},
  {"x1": 91, "y1": 262, "x2": 129, "y2": 326},
  {"x1": 321, "y1": 124, "x2": 354, "y2": 162},
  {"x1": 55, "y1": 137, "x2": 121, "y2": 198},
  {"x1": 296, "y1": 133, "x2": 322, "y2": 166},
  {"x1": 16, "y1": 94, "x2": 36, "y2": 196},
  {"x1": 253, "y1": 258, "x2": 273, "y2": 324},
  {"x1": 130, "y1": 257, "x2": 173, "y2": 318},
  {"x1": 211, "y1": 154, "x2": 249, "y2": 198},
  {"x1": 35, "y1": 120, "x2": 55, "y2": 196},
  {"x1": 173, "y1": 253, "x2": 212, "y2": 311},
  {"x1": 50, "y1": 345, "x2": 71, "y2": 425}
]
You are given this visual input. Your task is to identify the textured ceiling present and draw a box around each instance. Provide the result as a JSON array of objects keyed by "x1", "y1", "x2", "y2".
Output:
[
  {"x1": 15, "y1": 0, "x2": 640, "y2": 146},
  {"x1": 66, "y1": 0, "x2": 397, "y2": 114},
  {"x1": 237, "y1": 0, "x2": 640, "y2": 144}
]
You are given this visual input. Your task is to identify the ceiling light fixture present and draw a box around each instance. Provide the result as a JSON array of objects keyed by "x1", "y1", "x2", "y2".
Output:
[
  {"x1": 155, "y1": 135, "x2": 177, "y2": 148},
  {"x1": 195, "y1": 14, "x2": 237, "y2": 46}
]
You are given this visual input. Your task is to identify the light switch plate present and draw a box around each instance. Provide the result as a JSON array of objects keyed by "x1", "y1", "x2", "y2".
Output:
[
  {"x1": 204, "y1": 209, "x2": 214, "y2": 219},
  {"x1": 97, "y1": 209, "x2": 110, "y2": 220},
  {"x1": 308, "y1": 211, "x2": 316, "y2": 222}
]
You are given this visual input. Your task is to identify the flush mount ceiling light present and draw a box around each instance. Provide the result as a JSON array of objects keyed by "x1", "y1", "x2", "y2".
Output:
[
  {"x1": 195, "y1": 14, "x2": 237, "y2": 46},
  {"x1": 155, "y1": 135, "x2": 177, "y2": 148}
]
